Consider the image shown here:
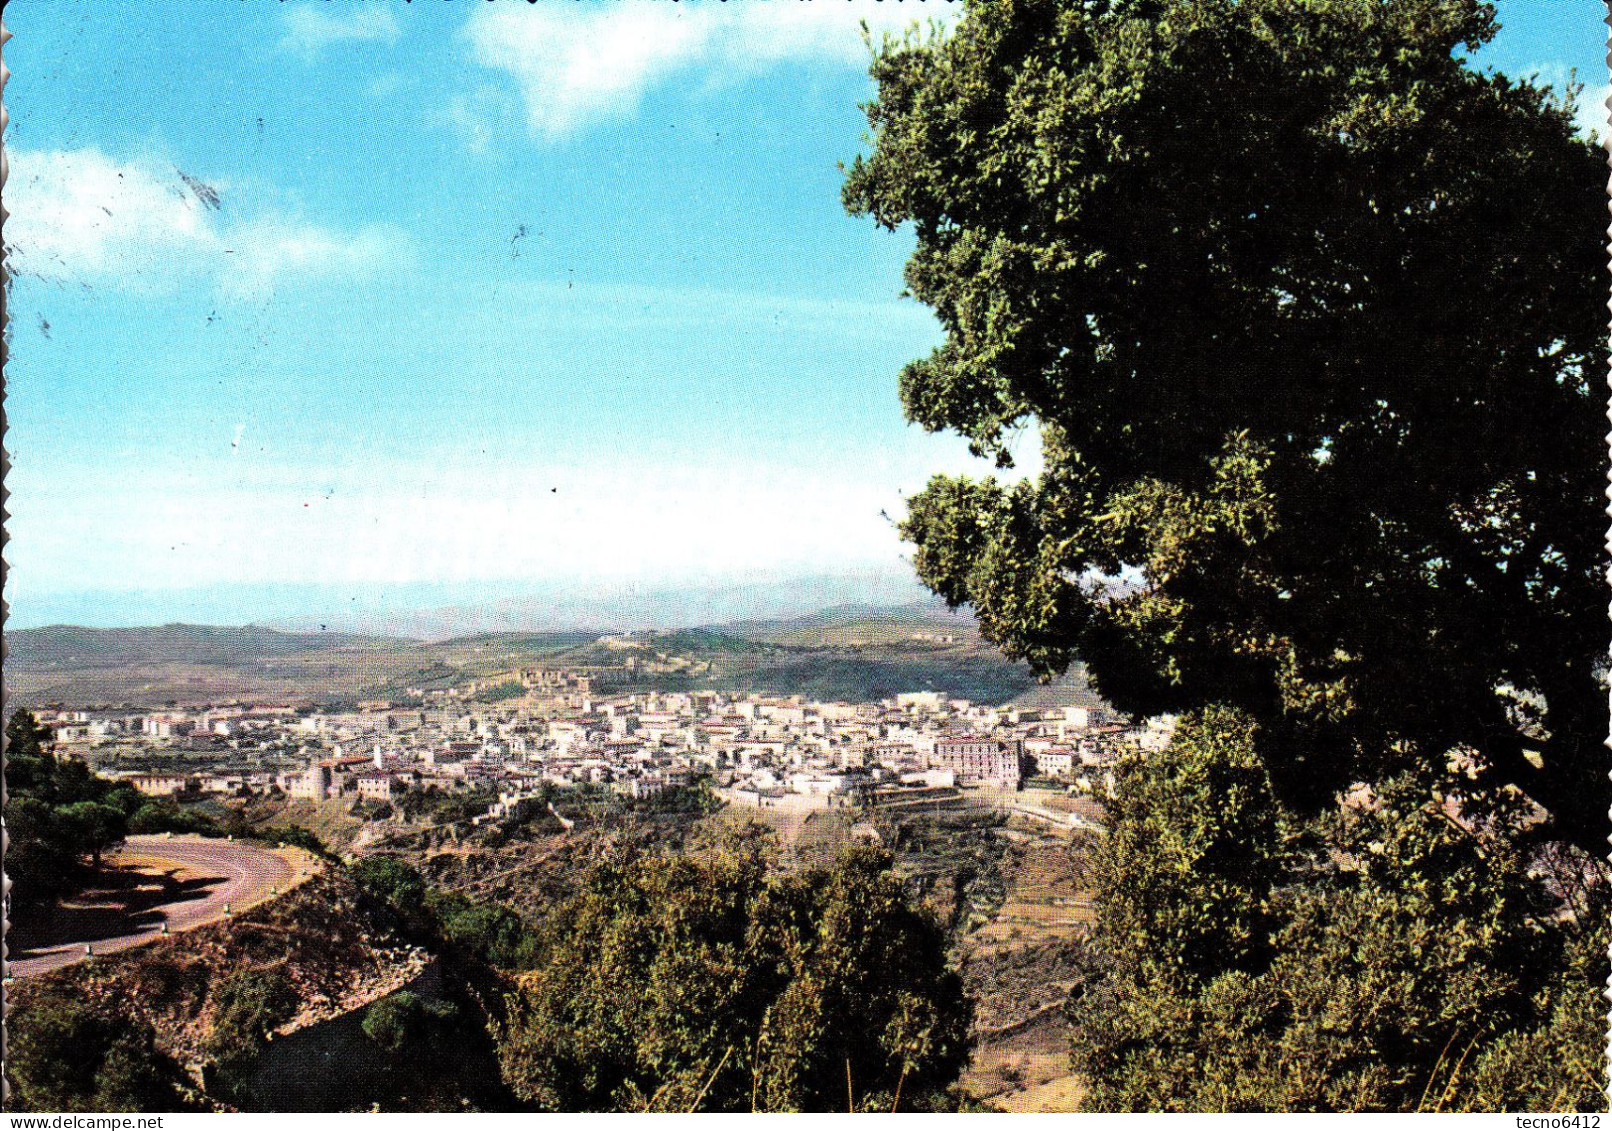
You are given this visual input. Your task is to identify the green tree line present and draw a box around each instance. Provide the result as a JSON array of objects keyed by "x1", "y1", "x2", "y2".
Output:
[
  {"x1": 1070, "y1": 708, "x2": 1606, "y2": 1110},
  {"x1": 350, "y1": 829, "x2": 976, "y2": 1111},
  {"x1": 5, "y1": 709, "x2": 217, "y2": 905}
]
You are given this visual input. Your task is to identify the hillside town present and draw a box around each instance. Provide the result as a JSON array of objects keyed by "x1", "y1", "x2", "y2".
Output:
[{"x1": 37, "y1": 664, "x2": 1168, "y2": 830}]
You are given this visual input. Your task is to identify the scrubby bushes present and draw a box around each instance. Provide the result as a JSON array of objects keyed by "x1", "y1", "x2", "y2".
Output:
[
  {"x1": 202, "y1": 968, "x2": 301, "y2": 1102},
  {"x1": 128, "y1": 798, "x2": 219, "y2": 836},
  {"x1": 496, "y1": 828, "x2": 973, "y2": 1111},
  {"x1": 256, "y1": 823, "x2": 335, "y2": 859},
  {"x1": 1069, "y1": 708, "x2": 1608, "y2": 1112},
  {"x1": 349, "y1": 854, "x2": 429, "y2": 910},
  {"x1": 6, "y1": 984, "x2": 193, "y2": 1112},
  {"x1": 348, "y1": 853, "x2": 540, "y2": 971},
  {"x1": 362, "y1": 991, "x2": 460, "y2": 1053},
  {"x1": 350, "y1": 828, "x2": 974, "y2": 1111},
  {"x1": 427, "y1": 892, "x2": 541, "y2": 971}
]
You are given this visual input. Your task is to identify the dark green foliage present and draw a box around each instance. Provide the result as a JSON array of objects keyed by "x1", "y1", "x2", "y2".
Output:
[
  {"x1": 2, "y1": 709, "x2": 209, "y2": 900},
  {"x1": 349, "y1": 854, "x2": 540, "y2": 969},
  {"x1": 526, "y1": 781, "x2": 720, "y2": 828},
  {"x1": 845, "y1": 0, "x2": 1607, "y2": 852},
  {"x1": 203, "y1": 968, "x2": 301, "y2": 1103},
  {"x1": 474, "y1": 680, "x2": 528, "y2": 703},
  {"x1": 638, "y1": 780, "x2": 722, "y2": 816},
  {"x1": 1069, "y1": 708, "x2": 1605, "y2": 1112},
  {"x1": 1461, "y1": 891, "x2": 1611, "y2": 1111},
  {"x1": 5, "y1": 984, "x2": 191, "y2": 1112},
  {"x1": 56, "y1": 799, "x2": 128, "y2": 867},
  {"x1": 258, "y1": 823, "x2": 334, "y2": 859},
  {"x1": 847, "y1": 4, "x2": 1607, "y2": 1106},
  {"x1": 349, "y1": 797, "x2": 396, "y2": 822},
  {"x1": 874, "y1": 808, "x2": 1010, "y2": 936},
  {"x1": 6, "y1": 707, "x2": 55, "y2": 771},
  {"x1": 127, "y1": 797, "x2": 220, "y2": 836},
  {"x1": 496, "y1": 828, "x2": 972, "y2": 1111},
  {"x1": 350, "y1": 854, "x2": 429, "y2": 910},
  {"x1": 397, "y1": 784, "x2": 499, "y2": 825},
  {"x1": 362, "y1": 991, "x2": 459, "y2": 1053},
  {"x1": 427, "y1": 890, "x2": 541, "y2": 971},
  {"x1": 1094, "y1": 707, "x2": 1285, "y2": 981},
  {"x1": 5, "y1": 794, "x2": 81, "y2": 901},
  {"x1": 209, "y1": 968, "x2": 301, "y2": 1049}
]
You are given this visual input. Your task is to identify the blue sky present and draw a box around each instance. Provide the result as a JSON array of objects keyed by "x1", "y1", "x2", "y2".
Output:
[{"x1": 3, "y1": 0, "x2": 1606, "y2": 629}]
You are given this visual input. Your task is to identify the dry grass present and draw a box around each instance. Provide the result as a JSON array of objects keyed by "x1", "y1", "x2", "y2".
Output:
[
  {"x1": 7, "y1": 643, "x2": 433, "y2": 707},
  {"x1": 967, "y1": 826, "x2": 1094, "y2": 955},
  {"x1": 961, "y1": 1009, "x2": 1084, "y2": 1111},
  {"x1": 994, "y1": 1073, "x2": 1087, "y2": 1112},
  {"x1": 239, "y1": 796, "x2": 370, "y2": 854},
  {"x1": 971, "y1": 901, "x2": 1095, "y2": 953}
]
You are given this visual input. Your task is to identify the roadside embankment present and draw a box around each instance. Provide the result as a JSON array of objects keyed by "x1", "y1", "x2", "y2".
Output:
[
  {"x1": 8, "y1": 834, "x2": 322, "y2": 978},
  {"x1": 7, "y1": 866, "x2": 429, "y2": 1080}
]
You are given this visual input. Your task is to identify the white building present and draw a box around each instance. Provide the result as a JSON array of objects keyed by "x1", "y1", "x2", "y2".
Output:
[
  {"x1": 287, "y1": 762, "x2": 333, "y2": 800},
  {"x1": 1034, "y1": 749, "x2": 1076, "y2": 778}
]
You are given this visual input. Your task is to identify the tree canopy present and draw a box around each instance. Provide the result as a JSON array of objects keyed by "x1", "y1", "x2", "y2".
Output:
[
  {"x1": 5, "y1": 983, "x2": 194, "y2": 1113},
  {"x1": 4, "y1": 709, "x2": 217, "y2": 904},
  {"x1": 1069, "y1": 708, "x2": 1606, "y2": 1110},
  {"x1": 844, "y1": 0, "x2": 1608, "y2": 852},
  {"x1": 495, "y1": 829, "x2": 972, "y2": 1111}
]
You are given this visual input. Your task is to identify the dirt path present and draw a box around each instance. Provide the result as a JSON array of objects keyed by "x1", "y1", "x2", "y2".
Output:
[{"x1": 6, "y1": 835, "x2": 312, "y2": 979}]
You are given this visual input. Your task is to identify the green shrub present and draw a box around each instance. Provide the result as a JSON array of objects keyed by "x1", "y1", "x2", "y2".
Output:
[
  {"x1": 362, "y1": 991, "x2": 459, "y2": 1053},
  {"x1": 1070, "y1": 708, "x2": 1602, "y2": 1112},
  {"x1": 427, "y1": 890, "x2": 540, "y2": 971},
  {"x1": 350, "y1": 855, "x2": 428, "y2": 910},
  {"x1": 258, "y1": 824, "x2": 333, "y2": 859},
  {"x1": 128, "y1": 798, "x2": 219, "y2": 835},
  {"x1": 497, "y1": 828, "x2": 972, "y2": 1111},
  {"x1": 7, "y1": 984, "x2": 188, "y2": 1112},
  {"x1": 203, "y1": 968, "x2": 300, "y2": 1102}
]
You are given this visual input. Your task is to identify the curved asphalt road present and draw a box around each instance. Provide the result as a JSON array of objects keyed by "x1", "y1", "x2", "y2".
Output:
[{"x1": 7, "y1": 835, "x2": 298, "y2": 979}]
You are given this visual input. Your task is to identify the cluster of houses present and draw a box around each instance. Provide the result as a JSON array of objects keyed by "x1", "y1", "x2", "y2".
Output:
[{"x1": 37, "y1": 670, "x2": 1166, "y2": 824}]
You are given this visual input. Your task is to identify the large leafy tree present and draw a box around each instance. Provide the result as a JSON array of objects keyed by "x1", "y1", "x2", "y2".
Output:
[
  {"x1": 844, "y1": 0, "x2": 1607, "y2": 851},
  {"x1": 56, "y1": 799, "x2": 128, "y2": 869}
]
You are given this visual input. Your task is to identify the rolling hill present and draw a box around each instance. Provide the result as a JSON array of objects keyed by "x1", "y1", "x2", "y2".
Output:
[
  {"x1": 1, "y1": 607, "x2": 1096, "y2": 710},
  {"x1": 5, "y1": 624, "x2": 395, "y2": 671}
]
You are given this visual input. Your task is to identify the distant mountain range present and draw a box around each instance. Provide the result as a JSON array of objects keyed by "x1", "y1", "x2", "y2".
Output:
[
  {"x1": 4, "y1": 602, "x2": 971, "y2": 673},
  {"x1": 7, "y1": 571, "x2": 949, "y2": 640},
  {"x1": 4, "y1": 623, "x2": 387, "y2": 672},
  {"x1": 261, "y1": 575, "x2": 961, "y2": 642},
  {"x1": 0, "y1": 600, "x2": 1097, "y2": 711}
]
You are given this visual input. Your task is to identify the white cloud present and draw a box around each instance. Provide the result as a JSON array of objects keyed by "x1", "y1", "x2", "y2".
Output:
[
  {"x1": 4, "y1": 147, "x2": 405, "y2": 297},
  {"x1": 430, "y1": 86, "x2": 522, "y2": 156},
  {"x1": 464, "y1": 0, "x2": 957, "y2": 140},
  {"x1": 367, "y1": 71, "x2": 410, "y2": 99},
  {"x1": 280, "y1": 5, "x2": 401, "y2": 60},
  {"x1": 223, "y1": 216, "x2": 401, "y2": 295}
]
